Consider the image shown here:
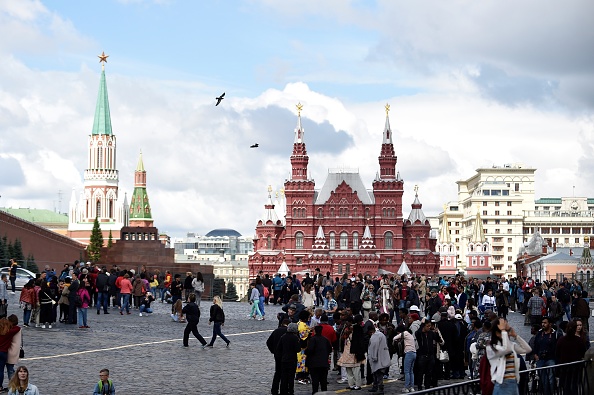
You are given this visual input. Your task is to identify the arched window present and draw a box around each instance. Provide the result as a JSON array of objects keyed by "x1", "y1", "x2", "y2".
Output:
[
  {"x1": 318, "y1": 208, "x2": 323, "y2": 218},
  {"x1": 340, "y1": 232, "x2": 348, "y2": 249},
  {"x1": 109, "y1": 199, "x2": 114, "y2": 218},
  {"x1": 329, "y1": 232, "x2": 336, "y2": 249},
  {"x1": 266, "y1": 235, "x2": 272, "y2": 249},
  {"x1": 353, "y1": 232, "x2": 359, "y2": 249},
  {"x1": 96, "y1": 199, "x2": 101, "y2": 218},
  {"x1": 330, "y1": 208, "x2": 335, "y2": 217},
  {"x1": 416, "y1": 236, "x2": 421, "y2": 249},
  {"x1": 382, "y1": 208, "x2": 386, "y2": 217},
  {"x1": 365, "y1": 208, "x2": 370, "y2": 218},
  {"x1": 384, "y1": 231, "x2": 393, "y2": 249},
  {"x1": 353, "y1": 208, "x2": 357, "y2": 218},
  {"x1": 296, "y1": 232, "x2": 304, "y2": 249},
  {"x1": 292, "y1": 208, "x2": 296, "y2": 218}
]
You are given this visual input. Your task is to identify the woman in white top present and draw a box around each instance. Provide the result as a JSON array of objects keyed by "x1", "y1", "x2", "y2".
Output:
[
  {"x1": 486, "y1": 318, "x2": 531, "y2": 395},
  {"x1": 481, "y1": 289, "x2": 496, "y2": 312},
  {"x1": 302, "y1": 283, "x2": 316, "y2": 308},
  {"x1": 191, "y1": 272, "x2": 205, "y2": 307},
  {"x1": 394, "y1": 326, "x2": 416, "y2": 392}
]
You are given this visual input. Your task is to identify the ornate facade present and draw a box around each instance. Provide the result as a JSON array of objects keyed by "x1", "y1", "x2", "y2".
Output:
[{"x1": 249, "y1": 105, "x2": 439, "y2": 277}]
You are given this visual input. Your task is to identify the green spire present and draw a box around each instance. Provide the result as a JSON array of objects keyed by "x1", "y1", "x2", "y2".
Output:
[
  {"x1": 91, "y1": 69, "x2": 113, "y2": 135},
  {"x1": 130, "y1": 187, "x2": 152, "y2": 220},
  {"x1": 136, "y1": 150, "x2": 145, "y2": 171}
]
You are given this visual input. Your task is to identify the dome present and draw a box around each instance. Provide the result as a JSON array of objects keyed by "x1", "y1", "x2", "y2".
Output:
[{"x1": 205, "y1": 228, "x2": 242, "y2": 237}]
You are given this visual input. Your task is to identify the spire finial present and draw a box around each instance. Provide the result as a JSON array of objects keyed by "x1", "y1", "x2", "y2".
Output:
[
  {"x1": 385, "y1": 103, "x2": 390, "y2": 116},
  {"x1": 267, "y1": 185, "x2": 273, "y2": 194},
  {"x1": 443, "y1": 203, "x2": 447, "y2": 211},
  {"x1": 98, "y1": 51, "x2": 109, "y2": 70},
  {"x1": 414, "y1": 184, "x2": 419, "y2": 195},
  {"x1": 280, "y1": 187, "x2": 285, "y2": 196},
  {"x1": 296, "y1": 102, "x2": 303, "y2": 116}
]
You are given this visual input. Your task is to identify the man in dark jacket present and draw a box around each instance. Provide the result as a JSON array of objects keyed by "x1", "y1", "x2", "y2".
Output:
[
  {"x1": 95, "y1": 268, "x2": 110, "y2": 315},
  {"x1": 571, "y1": 291, "x2": 590, "y2": 331},
  {"x1": 415, "y1": 319, "x2": 439, "y2": 391},
  {"x1": 349, "y1": 280, "x2": 364, "y2": 315},
  {"x1": 436, "y1": 312, "x2": 456, "y2": 380},
  {"x1": 275, "y1": 323, "x2": 301, "y2": 395},
  {"x1": 267, "y1": 319, "x2": 289, "y2": 395},
  {"x1": 181, "y1": 293, "x2": 207, "y2": 347},
  {"x1": 305, "y1": 325, "x2": 332, "y2": 394}
]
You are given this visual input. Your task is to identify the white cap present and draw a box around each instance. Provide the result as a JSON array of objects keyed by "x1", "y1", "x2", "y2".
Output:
[
  {"x1": 409, "y1": 305, "x2": 420, "y2": 312},
  {"x1": 454, "y1": 314, "x2": 463, "y2": 320}
]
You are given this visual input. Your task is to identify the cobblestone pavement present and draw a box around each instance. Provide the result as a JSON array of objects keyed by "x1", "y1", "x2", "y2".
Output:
[{"x1": 5, "y1": 292, "x2": 593, "y2": 395}]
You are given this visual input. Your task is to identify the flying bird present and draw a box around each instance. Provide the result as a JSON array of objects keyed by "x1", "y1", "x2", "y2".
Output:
[
  {"x1": 250, "y1": 143, "x2": 259, "y2": 148},
  {"x1": 215, "y1": 92, "x2": 225, "y2": 106}
]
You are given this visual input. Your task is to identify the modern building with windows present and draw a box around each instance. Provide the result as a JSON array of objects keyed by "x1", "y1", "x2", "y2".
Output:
[
  {"x1": 172, "y1": 229, "x2": 253, "y2": 262},
  {"x1": 249, "y1": 105, "x2": 439, "y2": 277}
]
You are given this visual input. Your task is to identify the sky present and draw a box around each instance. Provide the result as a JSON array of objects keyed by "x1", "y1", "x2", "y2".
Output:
[{"x1": 0, "y1": 0, "x2": 593, "y2": 238}]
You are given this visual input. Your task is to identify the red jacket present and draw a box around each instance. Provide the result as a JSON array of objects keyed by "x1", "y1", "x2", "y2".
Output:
[
  {"x1": 319, "y1": 323, "x2": 337, "y2": 346},
  {"x1": 0, "y1": 326, "x2": 20, "y2": 353}
]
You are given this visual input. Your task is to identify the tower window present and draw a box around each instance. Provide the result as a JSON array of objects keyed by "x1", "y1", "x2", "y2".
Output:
[
  {"x1": 329, "y1": 232, "x2": 336, "y2": 249},
  {"x1": 340, "y1": 232, "x2": 348, "y2": 249},
  {"x1": 296, "y1": 232, "x2": 304, "y2": 249},
  {"x1": 384, "y1": 231, "x2": 393, "y2": 249},
  {"x1": 96, "y1": 200, "x2": 101, "y2": 218},
  {"x1": 353, "y1": 232, "x2": 359, "y2": 249}
]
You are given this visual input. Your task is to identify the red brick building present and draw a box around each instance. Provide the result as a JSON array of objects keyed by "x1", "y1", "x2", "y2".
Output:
[{"x1": 249, "y1": 106, "x2": 440, "y2": 277}]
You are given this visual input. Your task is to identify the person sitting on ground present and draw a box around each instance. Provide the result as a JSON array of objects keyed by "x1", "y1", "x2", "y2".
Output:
[
  {"x1": 93, "y1": 368, "x2": 115, "y2": 395},
  {"x1": 139, "y1": 292, "x2": 155, "y2": 317},
  {"x1": 171, "y1": 299, "x2": 185, "y2": 323}
]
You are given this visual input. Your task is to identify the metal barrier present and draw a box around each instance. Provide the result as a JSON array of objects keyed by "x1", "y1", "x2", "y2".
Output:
[{"x1": 408, "y1": 359, "x2": 590, "y2": 395}]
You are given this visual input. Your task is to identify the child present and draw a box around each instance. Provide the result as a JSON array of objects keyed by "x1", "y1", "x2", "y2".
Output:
[
  {"x1": 93, "y1": 368, "x2": 115, "y2": 395},
  {"x1": 249, "y1": 283, "x2": 263, "y2": 320},
  {"x1": 170, "y1": 299, "x2": 185, "y2": 322}
]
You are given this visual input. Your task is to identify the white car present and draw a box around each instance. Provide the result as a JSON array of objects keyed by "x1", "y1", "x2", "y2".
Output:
[{"x1": 0, "y1": 267, "x2": 36, "y2": 290}]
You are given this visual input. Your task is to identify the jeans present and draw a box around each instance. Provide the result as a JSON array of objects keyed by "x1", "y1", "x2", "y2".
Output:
[
  {"x1": 208, "y1": 322, "x2": 229, "y2": 345},
  {"x1": 0, "y1": 351, "x2": 6, "y2": 389},
  {"x1": 96, "y1": 292, "x2": 109, "y2": 313},
  {"x1": 404, "y1": 352, "x2": 417, "y2": 388},
  {"x1": 120, "y1": 294, "x2": 130, "y2": 313},
  {"x1": 183, "y1": 322, "x2": 206, "y2": 347},
  {"x1": 536, "y1": 359, "x2": 555, "y2": 395},
  {"x1": 493, "y1": 378, "x2": 519, "y2": 395},
  {"x1": 150, "y1": 287, "x2": 157, "y2": 297},
  {"x1": 5, "y1": 364, "x2": 14, "y2": 381},
  {"x1": 258, "y1": 296, "x2": 265, "y2": 317},
  {"x1": 9, "y1": 278, "x2": 15, "y2": 293},
  {"x1": 250, "y1": 301, "x2": 262, "y2": 317},
  {"x1": 195, "y1": 291, "x2": 203, "y2": 307},
  {"x1": 563, "y1": 303, "x2": 571, "y2": 321},
  {"x1": 160, "y1": 288, "x2": 166, "y2": 302},
  {"x1": 23, "y1": 309, "x2": 32, "y2": 325},
  {"x1": 139, "y1": 305, "x2": 153, "y2": 314},
  {"x1": 78, "y1": 307, "x2": 88, "y2": 326}
]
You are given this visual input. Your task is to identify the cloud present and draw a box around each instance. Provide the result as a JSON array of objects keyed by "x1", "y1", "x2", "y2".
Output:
[{"x1": 0, "y1": 157, "x2": 25, "y2": 186}]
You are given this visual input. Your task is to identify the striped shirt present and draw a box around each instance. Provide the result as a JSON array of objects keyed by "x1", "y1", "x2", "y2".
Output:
[{"x1": 503, "y1": 353, "x2": 515, "y2": 380}]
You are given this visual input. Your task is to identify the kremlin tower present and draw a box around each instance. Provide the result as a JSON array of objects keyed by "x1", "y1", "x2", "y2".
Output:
[
  {"x1": 129, "y1": 151, "x2": 154, "y2": 227},
  {"x1": 67, "y1": 53, "x2": 129, "y2": 244}
]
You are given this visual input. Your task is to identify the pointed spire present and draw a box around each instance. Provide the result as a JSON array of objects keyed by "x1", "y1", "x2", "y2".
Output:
[
  {"x1": 91, "y1": 63, "x2": 113, "y2": 136},
  {"x1": 136, "y1": 150, "x2": 145, "y2": 171},
  {"x1": 407, "y1": 185, "x2": 427, "y2": 224},
  {"x1": 471, "y1": 208, "x2": 485, "y2": 243},
  {"x1": 360, "y1": 225, "x2": 376, "y2": 249},
  {"x1": 440, "y1": 204, "x2": 451, "y2": 243},
  {"x1": 294, "y1": 102, "x2": 304, "y2": 143},
  {"x1": 383, "y1": 103, "x2": 392, "y2": 144},
  {"x1": 261, "y1": 186, "x2": 280, "y2": 224},
  {"x1": 316, "y1": 225, "x2": 325, "y2": 239},
  {"x1": 313, "y1": 225, "x2": 328, "y2": 250},
  {"x1": 363, "y1": 225, "x2": 372, "y2": 239}
]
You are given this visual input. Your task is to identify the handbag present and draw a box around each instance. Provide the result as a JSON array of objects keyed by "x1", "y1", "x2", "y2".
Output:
[
  {"x1": 19, "y1": 335, "x2": 24, "y2": 359},
  {"x1": 362, "y1": 300, "x2": 372, "y2": 310},
  {"x1": 439, "y1": 350, "x2": 450, "y2": 362},
  {"x1": 0, "y1": 303, "x2": 7, "y2": 317}
]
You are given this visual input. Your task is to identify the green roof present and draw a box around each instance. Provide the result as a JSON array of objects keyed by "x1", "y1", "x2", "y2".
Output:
[
  {"x1": 91, "y1": 69, "x2": 113, "y2": 136},
  {"x1": 588, "y1": 198, "x2": 594, "y2": 204},
  {"x1": 129, "y1": 188, "x2": 152, "y2": 220},
  {"x1": 535, "y1": 198, "x2": 562, "y2": 204},
  {"x1": 1, "y1": 208, "x2": 69, "y2": 224}
]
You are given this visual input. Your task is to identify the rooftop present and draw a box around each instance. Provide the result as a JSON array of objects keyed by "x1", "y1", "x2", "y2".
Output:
[{"x1": 0, "y1": 208, "x2": 69, "y2": 224}]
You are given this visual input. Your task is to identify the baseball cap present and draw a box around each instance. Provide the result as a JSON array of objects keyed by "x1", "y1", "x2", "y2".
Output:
[
  {"x1": 455, "y1": 314, "x2": 463, "y2": 320},
  {"x1": 288, "y1": 304, "x2": 297, "y2": 310},
  {"x1": 409, "y1": 305, "x2": 420, "y2": 312}
]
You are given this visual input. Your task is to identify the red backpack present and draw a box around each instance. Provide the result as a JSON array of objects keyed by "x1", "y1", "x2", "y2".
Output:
[{"x1": 479, "y1": 355, "x2": 494, "y2": 395}]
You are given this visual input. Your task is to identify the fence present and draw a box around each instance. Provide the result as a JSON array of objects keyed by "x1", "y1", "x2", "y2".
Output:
[{"x1": 410, "y1": 359, "x2": 591, "y2": 395}]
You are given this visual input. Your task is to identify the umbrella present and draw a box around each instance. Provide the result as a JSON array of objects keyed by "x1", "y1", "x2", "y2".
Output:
[{"x1": 397, "y1": 261, "x2": 411, "y2": 276}]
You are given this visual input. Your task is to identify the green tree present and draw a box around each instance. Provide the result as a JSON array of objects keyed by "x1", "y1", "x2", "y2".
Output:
[
  {"x1": 6, "y1": 241, "x2": 14, "y2": 263},
  {"x1": 87, "y1": 217, "x2": 104, "y2": 262},
  {"x1": 212, "y1": 278, "x2": 225, "y2": 299},
  {"x1": 26, "y1": 253, "x2": 38, "y2": 274},
  {"x1": 223, "y1": 282, "x2": 239, "y2": 302},
  {"x1": 0, "y1": 235, "x2": 7, "y2": 266},
  {"x1": 107, "y1": 230, "x2": 113, "y2": 248},
  {"x1": 12, "y1": 239, "x2": 24, "y2": 265}
]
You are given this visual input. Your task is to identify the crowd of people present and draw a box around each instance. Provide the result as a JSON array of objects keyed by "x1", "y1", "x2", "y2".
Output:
[{"x1": 261, "y1": 269, "x2": 592, "y2": 395}]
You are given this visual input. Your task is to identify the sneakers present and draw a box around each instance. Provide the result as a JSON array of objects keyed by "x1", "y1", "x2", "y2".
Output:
[
  {"x1": 41, "y1": 325, "x2": 46, "y2": 329},
  {"x1": 408, "y1": 388, "x2": 415, "y2": 392},
  {"x1": 120, "y1": 311, "x2": 123, "y2": 315},
  {"x1": 297, "y1": 379, "x2": 308, "y2": 385},
  {"x1": 48, "y1": 324, "x2": 52, "y2": 329},
  {"x1": 139, "y1": 313, "x2": 142, "y2": 316},
  {"x1": 350, "y1": 386, "x2": 362, "y2": 390},
  {"x1": 402, "y1": 388, "x2": 410, "y2": 393},
  {"x1": 226, "y1": 342, "x2": 230, "y2": 348},
  {"x1": 201, "y1": 344, "x2": 212, "y2": 349},
  {"x1": 23, "y1": 324, "x2": 29, "y2": 327},
  {"x1": 337, "y1": 378, "x2": 348, "y2": 384},
  {"x1": 11, "y1": 291, "x2": 15, "y2": 295}
]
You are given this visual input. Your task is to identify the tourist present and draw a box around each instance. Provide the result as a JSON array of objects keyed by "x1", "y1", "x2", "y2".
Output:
[
  {"x1": 322, "y1": 291, "x2": 337, "y2": 322},
  {"x1": 67, "y1": 274, "x2": 80, "y2": 324},
  {"x1": 415, "y1": 318, "x2": 439, "y2": 391},
  {"x1": 275, "y1": 323, "x2": 301, "y2": 395},
  {"x1": 272, "y1": 273, "x2": 284, "y2": 305},
  {"x1": 8, "y1": 261, "x2": 17, "y2": 295},
  {"x1": 171, "y1": 299, "x2": 185, "y2": 323},
  {"x1": 95, "y1": 268, "x2": 110, "y2": 315},
  {"x1": 206, "y1": 296, "x2": 230, "y2": 348},
  {"x1": 183, "y1": 272, "x2": 193, "y2": 302},
  {"x1": 255, "y1": 277, "x2": 266, "y2": 319},
  {"x1": 367, "y1": 324, "x2": 391, "y2": 394},
  {"x1": 138, "y1": 292, "x2": 154, "y2": 316},
  {"x1": 18, "y1": 281, "x2": 36, "y2": 328},
  {"x1": 5, "y1": 315, "x2": 20, "y2": 383},
  {"x1": 118, "y1": 274, "x2": 133, "y2": 315},
  {"x1": 571, "y1": 291, "x2": 590, "y2": 331},
  {"x1": 305, "y1": 325, "x2": 332, "y2": 395},
  {"x1": 77, "y1": 278, "x2": 91, "y2": 329},
  {"x1": 249, "y1": 282, "x2": 263, "y2": 320},
  {"x1": 191, "y1": 272, "x2": 205, "y2": 307},
  {"x1": 132, "y1": 275, "x2": 145, "y2": 309},
  {"x1": 267, "y1": 318, "x2": 289, "y2": 395},
  {"x1": 149, "y1": 273, "x2": 159, "y2": 300},
  {"x1": 7, "y1": 366, "x2": 38, "y2": 395},
  {"x1": 0, "y1": 318, "x2": 21, "y2": 392},
  {"x1": 295, "y1": 310, "x2": 312, "y2": 385},
  {"x1": 38, "y1": 281, "x2": 55, "y2": 329},
  {"x1": 574, "y1": 318, "x2": 591, "y2": 350},
  {"x1": 486, "y1": 318, "x2": 531, "y2": 395},
  {"x1": 170, "y1": 274, "x2": 183, "y2": 307},
  {"x1": 0, "y1": 275, "x2": 8, "y2": 317},
  {"x1": 302, "y1": 283, "x2": 316, "y2": 309},
  {"x1": 555, "y1": 321, "x2": 587, "y2": 394},
  {"x1": 337, "y1": 315, "x2": 366, "y2": 390},
  {"x1": 533, "y1": 317, "x2": 560, "y2": 395},
  {"x1": 182, "y1": 293, "x2": 207, "y2": 348},
  {"x1": 93, "y1": 368, "x2": 115, "y2": 395}
]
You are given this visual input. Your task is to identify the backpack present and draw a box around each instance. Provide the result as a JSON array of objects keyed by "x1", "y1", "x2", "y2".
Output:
[
  {"x1": 262, "y1": 286, "x2": 269, "y2": 298},
  {"x1": 479, "y1": 355, "x2": 494, "y2": 395},
  {"x1": 75, "y1": 293, "x2": 83, "y2": 308}
]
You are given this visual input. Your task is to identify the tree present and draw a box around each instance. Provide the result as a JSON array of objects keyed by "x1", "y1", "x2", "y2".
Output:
[
  {"x1": 212, "y1": 278, "x2": 225, "y2": 299},
  {"x1": 26, "y1": 253, "x2": 38, "y2": 274},
  {"x1": 107, "y1": 230, "x2": 113, "y2": 248},
  {"x1": 12, "y1": 239, "x2": 24, "y2": 265},
  {"x1": 223, "y1": 282, "x2": 239, "y2": 302},
  {"x1": 0, "y1": 235, "x2": 7, "y2": 266},
  {"x1": 87, "y1": 217, "x2": 104, "y2": 263}
]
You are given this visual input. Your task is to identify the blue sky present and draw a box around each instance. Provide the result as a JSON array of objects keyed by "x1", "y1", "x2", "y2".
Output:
[{"x1": 0, "y1": 0, "x2": 593, "y2": 237}]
